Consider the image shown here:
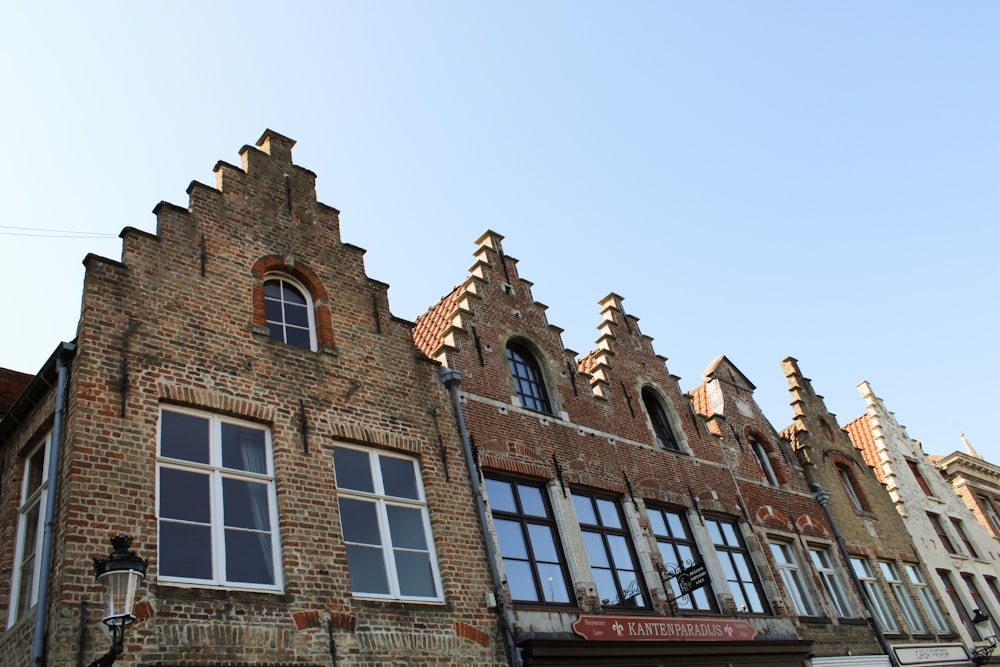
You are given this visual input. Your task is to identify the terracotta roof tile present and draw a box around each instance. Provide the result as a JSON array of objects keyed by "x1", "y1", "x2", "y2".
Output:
[
  {"x1": 577, "y1": 350, "x2": 600, "y2": 376},
  {"x1": 413, "y1": 285, "x2": 462, "y2": 360},
  {"x1": 0, "y1": 368, "x2": 33, "y2": 416},
  {"x1": 843, "y1": 414, "x2": 879, "y2": 469}
]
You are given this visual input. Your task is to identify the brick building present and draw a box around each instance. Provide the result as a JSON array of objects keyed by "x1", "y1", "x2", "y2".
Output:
[
  {"x1": 933, "y1": 438, "x2": 1000, "y2": 545},
  {"x1": 781, "y1": 359, "x2": 969, "y2": 665},
  {"x1": 845, "y1": 381, "x2": 1000, "y2": 657},
  {"x1": 0, "y1": 132, "x2": 507, "y2": 666}
]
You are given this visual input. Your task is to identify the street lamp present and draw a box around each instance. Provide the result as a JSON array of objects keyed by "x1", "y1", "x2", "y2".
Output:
[
  {"x1": 87, "y1": 535, "x2": 147, "y2": 667},
  {"x1": 971, "y1": 608, "x2": 997, "y2": 666}
]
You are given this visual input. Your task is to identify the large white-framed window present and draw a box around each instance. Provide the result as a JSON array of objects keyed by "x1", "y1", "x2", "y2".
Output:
[
  {"x1": 809, "y1": 547, "x2": 855, "y2": 618},
  {"x1": 880, "y1": 560, "x2": 925, "y2": 633},
  {"x1": 908, "y1": 564, "x2": 950, "y2": 634},
  {"x1": 157, "y1": 407, "x2": 282, "y2": 590},
  {"x1": 264, "y1": 273, "x2": 317, "y2": 351},
  {"x1": 850, "y1": 557, "x2": 899, "y2": 633},
  {"x1": 8, "y1": 432, "x2": 51, "y2": 627},
  {"x1": 770, "y1": 541, "x2": 815, "y2": 616},
  {"x1": 333, "y1": 444, "x2": 443, "y2": 602}
]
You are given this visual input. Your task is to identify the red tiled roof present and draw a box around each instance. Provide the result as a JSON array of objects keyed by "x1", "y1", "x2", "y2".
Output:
[
  {"x1": 0, "y1": 368, "x2": 34, "y2": 416},
  {"x1": 413, "y1": 285, "x2": 462, "y2": 360},
  {"x1": 577, "y1": 349, "x2": 600, "y2": 376},
  {"x1": 843, "y1": 414, "x2": 879, "y2": 471}
]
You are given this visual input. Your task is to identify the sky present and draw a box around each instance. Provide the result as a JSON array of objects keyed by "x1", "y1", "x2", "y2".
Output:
[{"x1": 1, "y1": 2, "x2": 997, "y2": 462}]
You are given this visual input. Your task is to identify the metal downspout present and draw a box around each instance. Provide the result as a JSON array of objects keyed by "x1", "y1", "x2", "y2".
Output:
[
  {"x1": 31, "y1": 342, "x2": 75, "y2": 667},
  {"x1": 812, "y1": 485, "x2": 899, "y2": 667},
  {"x1": 440, "y1": 367, "x2": 522, "y2": 667}
]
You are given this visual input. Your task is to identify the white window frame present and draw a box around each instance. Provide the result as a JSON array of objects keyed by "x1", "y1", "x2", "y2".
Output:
[
  {"x1": 907, "y1": 564, "x2": 950, "y2": 633},
  {"x1": 880, "y1": 560, "x2": 926, "y2": 633},
  {"x1": 333, "y1": 444, "x2": 444, "y2": 602},
  {"x1": 7, "y1": 432, "x2": 51, "y2": 628},
  {"x1": 770, "y1": 541, "x2": 815, "y2": 616},
  {"x1": 156, "y1": 406, "x2": 282, "y2": 591},
  {"x1": 809, "y1": 546, "x2": 855, "y2": 618},
  {"x1": 750, "y1": 437, "x2": 779, "y2": 486},
  {"x1": 851, "y1": 557, "x2": 899, "y2": 633},
  {"x1": 263, "y1": 273, "x2": 318, "y2": 351}
]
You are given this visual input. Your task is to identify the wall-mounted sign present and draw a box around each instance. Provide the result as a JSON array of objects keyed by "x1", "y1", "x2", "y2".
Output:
[
  {"x1": 676, "y1": 561, "x2": 710, "y2": 596},
  {"x1": 891, "y1": 643, "x2": 970, "y2": 665},
  {"x1": 572, "y1": 615, "x2": 758, "y2": 642}
]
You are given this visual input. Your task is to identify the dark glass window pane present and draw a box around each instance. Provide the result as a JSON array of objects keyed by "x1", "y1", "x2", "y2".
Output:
[
  {"x1": 607, "y1": 534, "x2": 632, "y2": 569},
  {"x1": 334, "y1": 448, "x2": 374, "y2": 493},
  {"x1": 395, "y1": 550, "x2": 436, "y2": 597},
  {"x1": 339, "y1": 497, "x2": 381, "y2": 545},
  {"x1": 160, "y1": 468, "x2": 211, "y2": 522},
  {"x1": 221, "y1": 423, "x2": 267, "y2": 473},
  {"x1": 284, "y1": 303, "x2": 309, "y2": 327},
  {"x1": 485, "y1": 478, "x2": 516, "y2": 512},
  {"x1": 518, "y1": 485, "x2": 546, "y2": 517},
  {"x1": 160, "y1": 410, "x2": 210, "y2": 463},
  {"x1": 159, "y1": 521, "x2": 212, "y2": 579},
  {"x1": 387, "y1": 505, "x2": 428, "y2": 550},
  {"x1": 380, "y1": 456, "x2": 419, "y2": 499},
  {"x1": 225, "y1": 530, "x2": 274, "y2": 584},
  {"x1": 345, "y1": 544, "x2": 389, "y2": 594},
  {"x1": 264, "y1": 281, "x2": 282, "y2": 298},
  {"x1": 26, "y1": 447, "x2": 45, "y2": 495},
  {"x1": 285, "y1": 327, "x2": 311, "y2": 349},
  {"x1": 647, "y1": 511, "x2": 667, "y2": 536},
  {"x1": 592, "y1": 569, "x2": 619, "y2": 606},
  {"x1": 222, "y1": 478, "x2": 271, "y2": 531},
  {"x1": 264, "y1": 299, "x2": 283, "y2": 324},
  {"x1": 281, "y1": 282, "x2": 307, "y2": 305}
]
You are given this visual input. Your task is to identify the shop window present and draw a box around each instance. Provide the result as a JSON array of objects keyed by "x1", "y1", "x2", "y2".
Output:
[
  {"x1": 157, "y1": 408, "x2": 281, "y2": 590},
  {"x1": 647, "y1": 506, "x2": 715, "y2": 611},
  {"x1": 850, "y1": 557, "x2": 899, "y2": 633},
  {"x1": 705, "y1": 517, "x2": 768, "y2": 614},
  {"x1": 809, "y1": 547, "x2": 855, "y2": 618},
  {"x1": 333, "y1": 445, "x2": 442, "y2": 601},
  {"x1": 770, "y1": 542, "x2": 815, "y2": 616},
  {"x1": 573, "y1": 491, "x2": 648, "y2": 609},
  {"x1": 880, "y1": 561, "x2": 925, "y2": 633},
  {"x1": 484, "y1": 476, "x2": 572, "y2": 605},
  {"x1": 641, "y1": 388, "x2": 680, "y2": 451},
  {"x1": 7, "y1": 433, "x2": 51, "y2": 628},
  {"x1": 506, "y1": 341, "x2": 553, "y2": 414},
  {"x1": 906, "y1": 564, "x2": 951, "y2": 633}
]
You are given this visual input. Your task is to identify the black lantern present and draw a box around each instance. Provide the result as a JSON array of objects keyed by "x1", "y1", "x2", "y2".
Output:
[
  {"x1": 87, "y1": 535, "x2": 147, "y2": 667},
  {"x1": 971, "y1": 608, "x2": 997, "y2": 666}
]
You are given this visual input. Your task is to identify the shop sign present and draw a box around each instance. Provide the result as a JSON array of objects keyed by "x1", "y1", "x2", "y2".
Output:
[
  {"x1": 572, "y1": 615, "x2": 758, "y2": 642},
  {"x1": 675, "y1": 561, "x2": 710, "y2": 596},
  {"x1": 892, "y1": 643, "x2": 970, "y2": 665}
]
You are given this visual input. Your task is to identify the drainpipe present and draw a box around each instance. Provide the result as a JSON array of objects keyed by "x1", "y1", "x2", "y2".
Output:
[
  {"x1": 31, "y1": 342, "x2": 75, "y2": 667},
  {"x1": 812, "y1": 485, "x2": 899, "y2": 667},
  {"x1": 440, "y1": 367, "x2": 522, "y2": 667}
]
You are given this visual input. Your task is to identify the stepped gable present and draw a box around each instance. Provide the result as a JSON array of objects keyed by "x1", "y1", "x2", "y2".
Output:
[
  {"x1": 0, "y1": 368, "x2": 33, "y2": 416},
  {"x1": 781, "y1": 357, "x2": 864, "y2": 462}
]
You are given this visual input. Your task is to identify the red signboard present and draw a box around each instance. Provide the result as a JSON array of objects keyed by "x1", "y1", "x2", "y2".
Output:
[{"x1": 572, "y1": 615, "x2": 758, "y2": 642}]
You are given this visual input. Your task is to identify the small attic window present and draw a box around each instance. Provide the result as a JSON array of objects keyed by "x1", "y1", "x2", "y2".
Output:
[
  {"x1": 641, "y1": 388, "x2": 680, "y2": 451},
  {"x1": 506, "y1": 341, "x2": 552, "y2": 414},
  {"x1": 264, "y1": 274, "x2": 317, "y2": 351}
]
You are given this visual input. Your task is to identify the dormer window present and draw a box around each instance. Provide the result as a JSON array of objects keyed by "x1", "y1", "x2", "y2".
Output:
[
  {"x1": 506, "y1": 342, "x2": 552, "y2": 414},
  {"x1": 641, "y1": 388, "x2": 680, "y2": 451},
  {"x1": 264, "y1": 275, "x2": 316, "y2": 351}
]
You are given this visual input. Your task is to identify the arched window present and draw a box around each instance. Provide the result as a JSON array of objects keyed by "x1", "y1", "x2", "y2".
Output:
[
  {"x1": 263, "y1": 274, "x2": 316, "y2": 351},
  {"x1": 749, "y1": 436, "x2": 779, "y2": 486},
  {"x1": 836, "y1": 463, "x2": 866, "y2": 512},
  {"x1": 506, "y1": 342, "x2": 552, "y2": 414},
  {"x1": 641, "y1": 388, "x2": 679, "y2": 451}
]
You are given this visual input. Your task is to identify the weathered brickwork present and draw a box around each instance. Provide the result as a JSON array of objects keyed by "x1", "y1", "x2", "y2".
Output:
[
  {"x1": 0, "y1": 132, "x2": 506, "y2": 666},
  {"x1": 781, "y1": 358, "x2": 957, "y2": 657}
]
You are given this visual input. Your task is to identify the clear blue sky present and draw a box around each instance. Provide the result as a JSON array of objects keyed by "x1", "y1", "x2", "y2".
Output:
[{"x1": 2, "y1": 2, "x2": 997, "y2": 462}]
